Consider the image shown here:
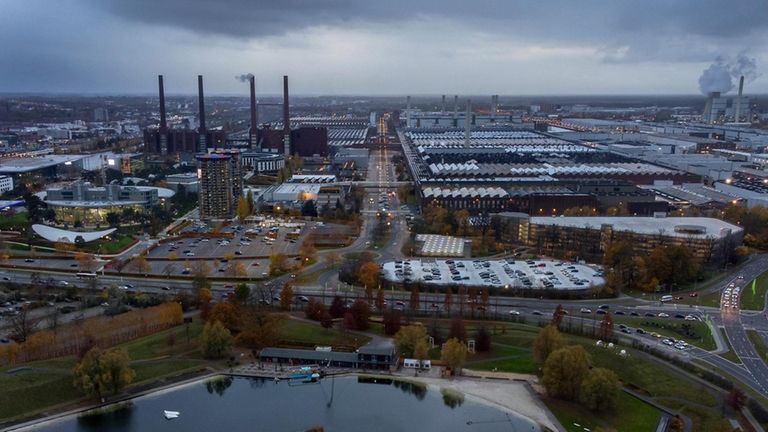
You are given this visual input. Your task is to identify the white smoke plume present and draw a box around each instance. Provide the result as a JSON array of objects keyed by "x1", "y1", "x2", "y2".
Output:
[
  {"x1": 698, "y1": 54, "x2": 761, "y2": 94},
  {"x1": 235, "y1": 73, "x2": 254, "y2": 82}
]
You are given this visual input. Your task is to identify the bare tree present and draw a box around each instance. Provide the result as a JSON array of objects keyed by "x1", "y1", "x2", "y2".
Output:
[{"x1": 10, "y1": 305, "x2": 40, "y2": 342}]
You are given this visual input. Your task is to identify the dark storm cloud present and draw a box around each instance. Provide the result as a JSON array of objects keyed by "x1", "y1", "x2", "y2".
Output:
[{"x1": 92, "y1": 0, "x2": 768, "y2": 60}]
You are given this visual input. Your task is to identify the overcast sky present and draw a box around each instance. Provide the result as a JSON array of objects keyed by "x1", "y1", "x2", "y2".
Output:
[{"x1": 1, "y1": 0, "x2": 767, "y2": 95}]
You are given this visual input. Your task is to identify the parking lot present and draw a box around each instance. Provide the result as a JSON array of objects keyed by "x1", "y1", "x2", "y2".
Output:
[
  {"x1": 381, "y1": 258, "x2": 604, "y2": 290},
  {"x1": 148, "y1": 222, "x2": 310, "y2": 260}
]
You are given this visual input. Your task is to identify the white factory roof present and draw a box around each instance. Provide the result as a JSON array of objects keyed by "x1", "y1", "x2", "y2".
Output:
[
  {"x1": 530, "y1": 216, "x2": 742, "y2": 239},
  {"x1": 287, "y1": 175, "x2": 337, "y2": 183},
  {"x1": 422, "y1": 187, "x2": 509, "y2": 199},
  {"x1": 32, "y1": 224, "x2": 116, "y2": 243},
  {"x1": 0, "y1": 155, "x2": 84, "y2": 173},
  {"x1": 415, "y1": 234, "x2": 467, "y2": 257}
]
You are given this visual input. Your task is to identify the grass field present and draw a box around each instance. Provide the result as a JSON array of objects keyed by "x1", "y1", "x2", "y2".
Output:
[
  {"x1": 718, "y1": 327, "x2": 741, "y2": 363},
  {"x1": 746, "y1": 329, "x2": 768, "y2": 362},
  {"x1": 278, "y1": 319, "x2": 370, "y2": 348},
  {"x1": 609, "y1": 316, "x2": 716, "y2": 350},
  {"x1": 545, "y1": 391, "x2": 660, "y2": 432},
  {"x1": 0, "y1": 212, "x2": 29, "y2": 231},
  {"x1": 740, "y1": 270, "x2": 768, "y2": 311}
]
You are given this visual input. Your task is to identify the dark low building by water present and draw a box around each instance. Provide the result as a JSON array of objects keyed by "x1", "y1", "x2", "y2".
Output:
[{"x1": 260, "y1": 342, "x2": 397, "y2": 370}]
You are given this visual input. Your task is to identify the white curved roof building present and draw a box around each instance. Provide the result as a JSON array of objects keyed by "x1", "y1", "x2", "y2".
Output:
[{"x1": 32, "y1": 224, "x2": 116, "y2": 243}]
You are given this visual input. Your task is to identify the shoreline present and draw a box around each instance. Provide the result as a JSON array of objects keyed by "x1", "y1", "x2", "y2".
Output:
[{"x1": 5, "y1": 370, "x2": 555, "y2": 432}]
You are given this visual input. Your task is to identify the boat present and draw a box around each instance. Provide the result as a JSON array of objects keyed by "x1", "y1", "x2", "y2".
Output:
[{"x1": 163, "y1": 410, "x2": 180, "y2": 420}]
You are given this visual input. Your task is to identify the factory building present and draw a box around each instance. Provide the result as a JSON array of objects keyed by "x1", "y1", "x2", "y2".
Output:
[
  {"x1": 143, "y1": 75, "x2": 226, "y2": 161},
  {"x1": 44, "y1": 182, "x2": 173, "y2": 226},
  {"x1": 240, "y1": 152, "x2": 285, "y2": 174},
  {"x1": 497, "y1": 213, "x2": 742, "y2": 263}
]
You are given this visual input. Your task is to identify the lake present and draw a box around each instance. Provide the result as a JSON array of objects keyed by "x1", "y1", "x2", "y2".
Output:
[{"x1": 30, "y1": 375, "x2": 539, "y2": 432}]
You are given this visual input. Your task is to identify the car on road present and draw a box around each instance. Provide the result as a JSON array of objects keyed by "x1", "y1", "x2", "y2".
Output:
[
  {"x1": 615, "y1": 311, "x2": 625, "y2": 315},
  {"x1": 24, "y1": 259, "x2": 34, "y2": 263},
  {"x1": 596, "y1": 309, "x2": 607, "y2": 315},
  {"x1": 598, "y1": 304, "x2": 610, "y2": 310},
  {"x1": 657, "y1": 312, "x2": 669, "y2": 318},
  {"x1": 298, "y1": 296, "x2": 309, "y2": 303},
  {"x1": 508, "y1": 310, "x2": 520, "y2": 316},
  {"x1": 644, "y1": 312, "x2": 656, "y2": 317},
  {"x1": 580, "y1": 308, "x2": 592, "y2": 314},
  {"x1": 684, "y1": 315, "x2": 698, "y2": 321},
  {"x1": 621, "y1": 328, "x2": 632, "y2": 334},
  {"x1": 635, "y1": 328, "x2": 646, "y2": 334},
  {"x1": 531, "y1": 310, "x2": 543, "y2": 316}
]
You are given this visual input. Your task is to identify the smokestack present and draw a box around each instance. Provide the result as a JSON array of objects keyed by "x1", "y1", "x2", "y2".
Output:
[
  {"x1": 197, "y1": 75, "x2": 207, "y2": 152},
  {"x1": 158, "y1": 75, "x2": 167, "y2": 131},
  {"x1": 735, "y1": 75, "x2": 744, "y2": 122},
  {"x1": 283, "y1": 75, "x2": 290, "y2": 156},
  {"x1": 249, "y1": 76, "x2": 258, "y2": 149},
  {"x1": 441, "y1": 95, "x2": 446, "y2": 114},
  {"x1": 464, "y1": 99, "x2": 472, "y2": 148},
  {"x1": 406, "y1": 96, "x2": 411, "y2": 128},
  {"x1": 491, "y1": 95, "x2": 497, "y2": 120},
  {"x1": 158, "y1": 75, "x2": 168, "y2": 155},
  {"x1": 453, "y1": 95, "x2": 458, "y2": 126}
]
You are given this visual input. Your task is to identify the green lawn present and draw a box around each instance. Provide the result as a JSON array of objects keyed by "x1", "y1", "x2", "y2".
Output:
[
  {"x1": 0, "y1": 212, "x2": 29, "y2": 231},
  {"x1": 718, "y1": 327, "x2": 741, "y2": 363},
  {"x1": 580, "y1": 342, "x2": 717, "y2": 407},
  {"x1": 0, "y1": 322, "x2": 209, "y2": 424},
  {"x1": 545, "y1": 391, "x2": 660, "y2": 432},
  {"x1": 278, "y1": 319, "x2": 370, "y2": 348},
  {"x1": 741, "y1": 270, "x2": 768, "y2": 311},
  {"x1": 132, "y1": 359, "x2": 205, "y2": 383},
  {"x1": 746, "y1": 329, "x2": 768, "y2": 362},
  {"x1": 467, "y1": 342, "x2": 537, "y2": 374},
  {"x1": 611, "y1": 316, "x2": 716, "y2": 351}
]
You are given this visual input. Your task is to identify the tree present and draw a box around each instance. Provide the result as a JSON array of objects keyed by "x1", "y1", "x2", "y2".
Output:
[
  {"x1": 237, "y1": 195, "x2": 251, "y2": 221},
  {"x1": 198, "y1": 287, "x2": 213, "y2": 319},
  {"x1": 279, "y1": 284, "x2": 294, "y2": 311},
  {"x1": 542, "y1": 345, "x2": 591, "y2": 401},
  {"x1": 208, "y1": 301, "x2": 241, "y2": 331},
  {"x1": 320, "y1": 311, "x2": 333, "y2": 329},
  {"x1": 443, "y1": 286, "x2": 453, "y2": 313},
  {"x1": 192, "y1": 262, "x2": 211, "y2": 292},
  {"x1": 348, "y1": 300, "x2": 371, "y2": 330},
  {"x1": 225, "y1": 261, "x2": 247, "y2": 278},
  {"x1": 383, "y1": 309, "x2": 402, "y2": 335},
  {"x1": 598, "y1": 312, "x2": 614, "y2": 341},
  {"x1": 301, "y1": 200, "x2": 318, "y2": 217},
  {"x1": 73, "y1": 347, "x2": 135, "y2": 399},
  {"x1": 394, "y1": 325, "x2": 428, "y2": 357},
  {"x1": 201, "y1": 320, "x2": 233, "y2": 359},
  {"x1": 533, "y1": 325, "x2": 564, "y2": 365},
  {"x1": 269, "y1": 252, "x2": 290, "y2": 276},
  {"x1": 414, "y1": 339, "x2": 429, "y2": 364},
  {"x1": 75, "y1": 252, "x2": 98, "y2": 272},
  {"x1": 551, "y1": 304, "x2": 566, "y2": 329},
  {"x1": 234, "y1": 283, "x2": 251, "y2": 304},
  {"x1": 475, "y1": 325, "x2": 491, "y2": 352},
  {"x1": 329, "y1": 295, "x2": 346, "y2": 318},
  {"x1": 441, "y1": 338, "x2": 468, "y2": 375},
  {"x1": 727, "y1": 387, "x2": 746, "y2": 411},
  {"x1": 358, "y1": 262, "x2": 380, "y2": 292},
  {"x1": 448, "y1": 316, "x2": 466, "y2": 342},
  {"x1": 305, "y1": 298, "x2": 326, "y2": 321},
  {"x1": 105, "y1": 212, "x2": 121, "y2": 227},
  {"x1": 236, "y1": 310, "x2": 283, "y2": 350},
  {"x1": 580, "y1": 368, "x2": 620, "y2": 412},
  {"x1": 10, "y1": 304, "x2": 39, "y2": 342},
  {"x1": 375, "y1": 288, "x2": 385, "y2": 310},
  {"x1": 409, "y1": 286, "x2": 420, "y2": 313},
  {"x1": 128, "y1": 255, "x2": 151, "y2": 274},
  {"x1": 324, "y1": 251, "x2": 341, "y2": 269}
]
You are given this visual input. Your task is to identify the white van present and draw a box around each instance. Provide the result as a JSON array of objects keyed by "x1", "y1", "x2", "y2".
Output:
[{"x1": 660, "y1": 295, "x2": 673, "y2": 302}]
